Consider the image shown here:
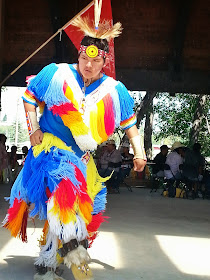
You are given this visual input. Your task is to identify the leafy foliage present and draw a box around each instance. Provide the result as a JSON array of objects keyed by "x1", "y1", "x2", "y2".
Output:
[
  {"x1": 0, "y1": 122, "x2": 29, "y2": 150},
  {"x1": 153, "y1": 93, "x2": 210, "y2": 157}
]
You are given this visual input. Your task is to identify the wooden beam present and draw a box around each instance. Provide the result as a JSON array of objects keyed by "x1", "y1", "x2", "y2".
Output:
[
  {"x1": 0, "y1": 0, "x2": 5, "y2": 111},
  {"x1": 116, "y1": 68, "x2": 210, "y2": 94},
  {"x1": 168, "y1": 0, "x2": 194, "y2": 82},
  {"x1": 2, "y1": 64, "x2": 210, "y2": 94},
  {"x1": 48, "y1": 0, "x2": 63, "y2": 63}
]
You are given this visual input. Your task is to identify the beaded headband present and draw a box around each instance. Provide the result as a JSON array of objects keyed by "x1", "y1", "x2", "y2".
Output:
[{"x1": 79, "y1": 45, "x2": 107, "y2": 58}]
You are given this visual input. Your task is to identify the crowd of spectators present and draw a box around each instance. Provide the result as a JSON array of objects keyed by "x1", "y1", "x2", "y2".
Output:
[
  {"x1": 97, "y1": 140, "x2": 134, "y2": 193},
  {"x1": 151, "y1": 141, "x2": 207, "y2": 198},
  {"x1": 0, "y1": 133, "x2": 28, "y2": 184},
  {"x1": 1, "y1": 132, "x2": 208, "y2": 198}
]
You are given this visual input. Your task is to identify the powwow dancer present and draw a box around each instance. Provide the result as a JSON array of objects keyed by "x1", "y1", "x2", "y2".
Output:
[{"x1": 3, "y1": 15, "x2": 147, "y2": 280}]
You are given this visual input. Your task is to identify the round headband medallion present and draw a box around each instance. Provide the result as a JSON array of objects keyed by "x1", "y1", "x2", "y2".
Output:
[{"x1": 86, "y1": 45, "x2": 99, "y2": 58}]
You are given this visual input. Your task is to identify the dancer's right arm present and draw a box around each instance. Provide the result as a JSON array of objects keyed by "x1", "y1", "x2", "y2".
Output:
[{"x1": 23, "y1": 101, "x2": 43, "y2": 146}]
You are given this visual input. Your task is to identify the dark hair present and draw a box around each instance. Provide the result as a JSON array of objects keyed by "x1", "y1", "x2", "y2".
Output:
[
  {"x1": 160, "y1": 145, "x2": 169, "y2": 151},
  {"x1": 0, "y1": 133, "x2": 7, "y2": 142},
  {"x1": 193, "y1": 143, "x2": 201, "y2": 152},
  {"x1": 81, "y1": 36, "x2": 109, "y2": 53}
]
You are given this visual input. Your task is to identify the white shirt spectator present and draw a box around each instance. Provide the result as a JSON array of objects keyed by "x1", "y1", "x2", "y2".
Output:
[
  {"x1": 100, "y1": 149, "x2": 122, "y2": 172},
  {"x1": 164, "y1": 151, "x2": 183, "y2": 180}
]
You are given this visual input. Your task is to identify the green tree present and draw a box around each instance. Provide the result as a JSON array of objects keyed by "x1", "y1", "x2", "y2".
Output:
[
  {"x1": 153, "y1": 93, "x2": 210, "y2": 157},
  {"x1": 10, "y1": 122, "x2": 29, "y2": 144},
  {"x1": 0, "y1": 122, "x2": 29, "y2": 148}
]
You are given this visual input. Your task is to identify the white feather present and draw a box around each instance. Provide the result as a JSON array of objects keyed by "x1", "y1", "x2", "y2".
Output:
[
  {"x1": 35, "y1": 231, "x2": 58, "y2": 270},
  {"x1": 64, "y1": 245, "x2": 90, "y2": 268}
]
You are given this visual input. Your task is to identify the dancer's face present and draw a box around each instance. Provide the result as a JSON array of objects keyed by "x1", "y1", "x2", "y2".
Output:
[{"x1": 78, "y1": 52, "x2": 105, "y2": 81}]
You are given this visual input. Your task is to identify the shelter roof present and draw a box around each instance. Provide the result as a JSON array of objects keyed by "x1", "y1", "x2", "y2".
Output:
[{"x1": 0, "y1": 0, "x2": 210, "y2": 93}]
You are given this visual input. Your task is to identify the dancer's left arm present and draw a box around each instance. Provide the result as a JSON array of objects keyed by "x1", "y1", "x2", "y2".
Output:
[{"x1": 125, "y1": 125, "x2": 147, "y2": 172}]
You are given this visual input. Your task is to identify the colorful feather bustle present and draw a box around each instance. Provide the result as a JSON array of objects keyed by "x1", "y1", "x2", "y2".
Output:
[
  {"x1": 87, "y1": 212, "x2": 109, "y2": 247},
  {"x1": 3, "y1": 198, "x2": 29, "y2": 242}
]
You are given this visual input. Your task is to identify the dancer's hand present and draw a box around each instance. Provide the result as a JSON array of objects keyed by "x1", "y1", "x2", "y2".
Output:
[
  {"x1": 133, "y1": 158, "x2": 146, "y2": 172},
  {"x1": 30, "y1": 129, "x2": 43, "y2": 146}
]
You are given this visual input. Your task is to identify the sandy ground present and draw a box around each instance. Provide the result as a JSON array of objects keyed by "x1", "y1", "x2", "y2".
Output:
[{"x1": 0, "y1": 183, "x2": 210, "y2": 280}]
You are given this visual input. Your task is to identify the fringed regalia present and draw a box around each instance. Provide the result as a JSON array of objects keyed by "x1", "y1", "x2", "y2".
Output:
[{"x1": 3, "y1": 62, "x2": 136, "y2": 270}]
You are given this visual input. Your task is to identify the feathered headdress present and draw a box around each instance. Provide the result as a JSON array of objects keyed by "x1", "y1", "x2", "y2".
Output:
[{"x1": 71, "y1": 16, "x2": 122, "y2": 42}]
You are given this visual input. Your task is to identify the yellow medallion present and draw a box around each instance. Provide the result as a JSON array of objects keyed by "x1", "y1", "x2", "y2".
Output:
[{"x1": 86, "y1": 45, "x2": 98, "y2": 58}]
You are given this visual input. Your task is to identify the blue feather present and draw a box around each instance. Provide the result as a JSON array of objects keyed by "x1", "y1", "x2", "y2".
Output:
[{"x1": 92, "y1": 187, "x2": 107, "y2": 214}]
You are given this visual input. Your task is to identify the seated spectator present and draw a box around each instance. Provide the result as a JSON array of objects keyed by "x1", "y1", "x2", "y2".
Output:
[
  {"x1": 182, "y1": 143, "x2": 205, "y2": 181},
  {"x1": 96, "y1": 142, "x2": 108, "y2": 169},
  {"x1": 182, "y1": 143, "x2": 205, "y2": 197},
  {"x1": 164, "y1": 142, "x2": 185, "y2": 180},
  {"x1": 8, "y1": 145, "x2": 21, "y2": 183},
  {"x1": 22, "y1": 146, "x2": 29, "y2": 158},
  {"x1": 152, "y1": 145, "x2": 169, "y2": 178},
  {"x1": 98, "y1": 140, "x2": 122, "y2": 193},
  {"x1": 164, "y1": 142, "x2": 185, "y2": 197},
  {"x1": 0, "y1": 134, "x2": 9, "y2": 183},
  {"x1": 21, "y1": 145, "x2": 29, "y2": 166},
  {"x1": 120, "y1": 142, "x2": 134, "y2": 179}
]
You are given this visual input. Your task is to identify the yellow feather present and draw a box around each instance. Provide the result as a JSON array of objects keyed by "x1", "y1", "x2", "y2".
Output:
[
  {"x1": 33, "y1": 133, "x2": 73, "y2": 158},
  {"x1": 97, "y1": 100, "x2": 108, "y2": 142},
  {"x1": 71, "y1": 16, "x2": 122, "y2": 41},
  {"x1": 86, "y1": 156, "x2": 111, "y2": 200},
  {"x1": 89, "y1": 109, "x2": 102, "y2": 144},
  {"x1": 61, "y1": 113, "x2": 89, "y2": 136}
]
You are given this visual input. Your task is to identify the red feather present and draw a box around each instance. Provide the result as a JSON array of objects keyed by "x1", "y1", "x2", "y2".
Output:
[
  {"x1": 19, "y1": 208, "x2": 28, "y2": 242},
  {"x1": 50, "y1": 102, "x2": 77, "y2": 116},
  {"x1": 54, "y1": 178, "x2": 77, "y2": 210},
  {"x1": 7, "y1": 198, "x2": 22, "y2": 221},
  {"x1": 74, "y1": 166, "x2": 92, "y2": 204},
  {"x1": 87, "y1": 212, "x2": 109, "y2": 233}
]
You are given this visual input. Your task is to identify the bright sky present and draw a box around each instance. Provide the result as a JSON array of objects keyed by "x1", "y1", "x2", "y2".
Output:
[{"x1": 0, "y1": 86, "x2": 26, "y2": 124}]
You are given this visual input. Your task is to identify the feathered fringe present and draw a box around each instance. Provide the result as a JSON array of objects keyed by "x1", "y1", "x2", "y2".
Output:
[
  {"x1": 39, "y1": 220, "x2": 49, "y2": 246},
  {"x1": 25, "y1": 165, "x2": 47, "y2": 220},
  {"x1": 92, "y1": 187, "x2": 107, "y2": 215},
  {"x1": 32, "y1": 133, "x2": 73, "y2": 158},
  {"x1": 53, "y1": 179, "x2": 78, "y2": 224},
  {"x1": 64, "y1": 84, "x2": 79, "y2": 110},
  {"x1": 7, "y1": 168, "x2": 28, "y2": 207},
  {"x1": 35, "y1": 230, "x2": 58, "y2": 270},
  {"x1": 96, "y1": 100, "x2": 108, "y2": 142},
  {"x1": 50, "y1": 103, "x2": 77, "y2": 116},
  {"x1": 44, "y1": 68, "x2": 69, "y2": 108},
  {"x1": 64, "y1": 245, "x2": 90, "y2": 268},
  {"x1": 103, "y1": 94, "x2": 115, "y2": 136},
  {"x1": 110, "y1": 89, "x2": 121, "y2": 127},
  {"x1": 73, "y1": 134, "x2": 98, "y2": 152},
  {"x1": 19, "y1": 206, "x2": 29, "y2": 242},
  {"x1": 61, "y1": 112, "x2": 89, "y2": 136},
  {"x1": 73, "y1": 215, "x2": 88, "y2": 242},
  {"x1": 23, "y1": 138, "x2": 86, "y2": 221},
  {"x1": 78, "y1": 201, "x2": 93, "y2": 225},
  {"x1": 3, "y1": 198, "x2": 29, "y2": 241},
  {"x1": 72, "y1": 16, "x2": 122, "y2": 41},
  {"x1": 89, "y1": 109, "x2": 102, "y2": 144},
  {"x1": 47, "y1": 195, "x2": 88, "y2": 243},
  {"x1": 27, "y1": 63, "x2": 58, "y2": 101},
  {"x1": 86, "y1": 156, "x2": 110, "y2": 201},
  {"x1": 87, "y1": 212, "x2": 108, "y2": 233},
  {"x1": 88, "y1": 232, "x2": 98, "y2": 248},
  {"x1": 116, "y1": 82, "x2": 136, "y2": 125},
  {"x1": 87, "y1": 212, "x2": 109, "y2": 247}
]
